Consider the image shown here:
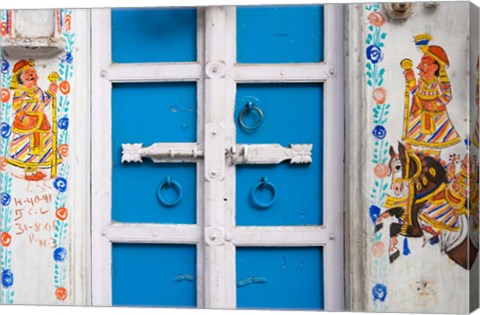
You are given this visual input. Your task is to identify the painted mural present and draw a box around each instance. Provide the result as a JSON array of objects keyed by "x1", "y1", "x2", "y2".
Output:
[
  {"x1": 375, "y1": 34, "x2": 476, "y2": 269},
  {"x1": 364, "y1": 2, "x2": 474, "y2": 313},
  {"x1": 0, "y1": 9, "x2": 74, "y2": 304}
]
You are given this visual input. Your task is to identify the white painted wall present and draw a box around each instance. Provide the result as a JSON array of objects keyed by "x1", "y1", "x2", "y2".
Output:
[
  {"x1": 348, "y1": 2, "x2": 476, "y2": 313},
  {"x1": 0, "y1": 9, "x2": 90, "y2": 306}
]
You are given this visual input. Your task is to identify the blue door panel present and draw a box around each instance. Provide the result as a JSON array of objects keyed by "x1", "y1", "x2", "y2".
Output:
[
  {"x1": 112, "y1": 161, "x2": 196, "y2": 224},
  {"x1": 236, "y1": 247, "x2": 324, "y2": 310},
  {"x1": 112, "y1": 82, "x2": 197, "y2": 144},
  {"x1": 237, "y1": 5, "x2": 324, "y2": 64},
  {"x1": 112, "y1": 82, "x2": 197, "y2": 224},
  {"x1": 112, "y1": 8, "x2": 197, "y2": 63},
  {"x1": 112, "y1": 244, "x2": 197, "y2": 307},
  {"x1": 235, "y1": 84, "x2": 323, "y2": 226}
]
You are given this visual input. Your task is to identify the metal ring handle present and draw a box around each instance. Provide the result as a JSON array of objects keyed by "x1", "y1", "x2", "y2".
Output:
[
  {"x1": 250, "y1": 177, "x2": 276, "y2": 209},
  {"x1": 157, "y1": 176, "x2": 183, "y2": 207},
  {"x1": 238, "y1": 101, "x2": 264, "y2": 131}
]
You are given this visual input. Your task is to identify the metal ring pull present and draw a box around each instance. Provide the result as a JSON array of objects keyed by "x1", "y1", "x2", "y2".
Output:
[
  {"x1": 250, "y1": 177, "x2": 276, "y2": 209},
  {"x1": 238, "y1": 101, "x2": 264, "y2": 131},
  {"x1": 157, "y1": 176, "x2": 183, "y2": 207}
]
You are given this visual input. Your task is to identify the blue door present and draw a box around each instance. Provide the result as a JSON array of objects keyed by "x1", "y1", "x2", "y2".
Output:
[
  {"x1": 110, "y1": 8, "x2": 199, "y2": 308},
  {"x1": 97, "y1": 4, "x2": 343, "y2": 310},
  {"x1": 234, "y1": 6, "x2": 326, "y2": 310}
]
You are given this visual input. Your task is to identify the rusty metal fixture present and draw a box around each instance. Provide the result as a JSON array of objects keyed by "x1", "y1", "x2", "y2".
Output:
[{"x1": 383, "y1": 3, "x2": 415, "y2": 21}]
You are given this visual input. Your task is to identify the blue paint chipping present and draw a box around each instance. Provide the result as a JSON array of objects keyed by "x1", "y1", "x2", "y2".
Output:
[
  {"x1": 372, "y1": 283, "x2": 387, "y2": 302},
  {"x1": 402, "y1": 238, "x2": 411, "y2": 256}
]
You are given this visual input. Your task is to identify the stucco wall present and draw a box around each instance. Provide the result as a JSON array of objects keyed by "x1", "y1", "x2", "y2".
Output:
[
  {"x1": 349, "y1": 2, "x2": 477, "y2": 313},
  {"x1": 0, "y1": 9, "x2": 89, "y2": 305}
]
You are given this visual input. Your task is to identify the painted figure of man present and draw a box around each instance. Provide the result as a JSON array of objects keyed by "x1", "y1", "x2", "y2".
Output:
[
  {"x1": 6, "y1": 59, "x2": 59, "y2": 181},
  {"x1": 401, "y1": 34, "x2": 461, "y2": 154}
]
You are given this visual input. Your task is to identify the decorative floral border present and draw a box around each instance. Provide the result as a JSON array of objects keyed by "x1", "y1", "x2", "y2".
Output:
[
  {"x1": 52, "y1": 9, "x2": 73, "y2": 303},
  {"x1": 365, "y1": 3, "x2": 390, "y2": 311},
  {"x1": 0, "y1": 9, "x2": 74, "y2": 304},
  {"x1": 0, "y1": 10, "x2": 12, "y2": 39},
  {"x1": 0, "y1": 46, "x2": 14, "y2": 305}
]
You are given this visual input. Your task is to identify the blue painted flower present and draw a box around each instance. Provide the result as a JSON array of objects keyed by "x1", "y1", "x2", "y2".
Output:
[
  {"x1": 1, "y1": 269, "x2": 13, "y2": 288},
  {"x1": 369, "y1": 205, "x2": 381, "y2": 225},
  {"x1": 64, "y1": 52, "x2": 74, "y2": 65},
  {"x1": 366, "y1": 45, "x2": 383, "y2": 64},
  {"x1": 372, "y1": 283, "x2": 387, "y2": 302},
  {"x1": 372, "y1": 125, "x2": 387, "y2": 140},
  {"x1": 0, "y1": 193, "x2": 11, "y2": 206},
  {"x1": 54, "y1": 247, "x2": 67, "y2": 262},
  {"x1": 53, "y1": 177, "x2": 67, "y2": 193},
  {"x1": 57, "y1": 117, "x2": 69, "y2": 130},
  {"x1": 1, "y1": 60, "x2": 9, "y2": 74},
  {"x1": 1, "y1": 122, "x2": 11, "y2": 139}
]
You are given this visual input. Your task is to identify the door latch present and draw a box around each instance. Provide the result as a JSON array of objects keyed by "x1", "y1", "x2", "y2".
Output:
[{"x1": 228, "y1": 144, "x2": 312, "y2": 165}]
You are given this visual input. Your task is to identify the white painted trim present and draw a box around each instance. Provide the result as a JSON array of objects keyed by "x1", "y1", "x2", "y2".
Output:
[
  {"x1": 70, "y1": 9, "x2": 92, "y2": 306},
  {"x1": 203, "y1": 6, "x2": 230, "y2": 309},
  {"x1": 222, "y1": 6, "x2": 238, "y2": 309},
  {"x1": 108, "y1": 63, "x2": 202, "y2": 82},
  {"x1": 195, "y1": 8, "x2": 206, "y2": 309},
  {"x1": 104, "y1": 224, "x2": 201, "y2": 244},
  {"x1": 232, "y1": 226, "x2": 332, "y2": 246},
  {"x1": 323, "y1": 4, "x2": 345, "y2": 311},
  {"x1": 232, "y1": 63, "x2": 330, "y2": 82},
  {"x1": 344, "y1": 4, "x2": 368, "y2": 312},
  {"x1": 91, "y1": 8, "x2": 113, "y2": 307}
]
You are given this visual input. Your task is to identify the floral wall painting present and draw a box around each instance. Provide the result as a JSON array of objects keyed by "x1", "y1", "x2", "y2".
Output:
[
  {"x1": 364, "y1": 3, "x2": 473, "y2": 312},
  {"x1": 0, "y1": 9, "x2": 74, "y2": 305},
  {"x1": 375, "y1": 34, "x2": 476, "y2": 269}
]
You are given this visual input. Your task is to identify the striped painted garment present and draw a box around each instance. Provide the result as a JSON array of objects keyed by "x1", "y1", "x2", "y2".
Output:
[
  {"x1": 405, "y1": 78, "x2": 461, "y2": 149},
  {"x1": 6, "y1": 87, "x2": 60, "y2": 169}
]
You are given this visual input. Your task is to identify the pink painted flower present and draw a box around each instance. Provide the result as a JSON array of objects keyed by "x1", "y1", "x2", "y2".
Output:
[
  {"x1": 368, "y1": 12, "x2": 386, "y2": 28},
  {"x1": 55, "y1": 287, "x2": 67, "y2": 301},
  {"x1": 372, "y1": 241, "x2": 386, "y2": 257},
  {"x1": 1, "y1": 88, "x2": 10, "y2": 103},
  {"x1": 374, "y1": 163, "x2": 389, "y2": 178},
  {"x1": 372, "y1": 87, "x2": 387, "y2": 105},
  {"x1": 0, "y1": 157, "x2": 6, "y2": 171},
  {"x1": 59, "y1": 80, "x2": 70, "y2": 95},
  {"x1": 0, "y1": 22, "x2": 6, "y2": 37},
  {"x1": 58, "y1": 144, "x2": 69, "y2": 158},
  {"x1": 64, "y1": 14, "x2": 71, "y2": 31},
  {"x1": 56, "y1": 207, "x2": 68, "y2": 221},
  {"x1": 1, "y1": 232, "x2": 11, "y2": 247}
]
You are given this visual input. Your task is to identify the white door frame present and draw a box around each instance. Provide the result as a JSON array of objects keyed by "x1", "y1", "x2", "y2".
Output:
[{"x1": 91, "y1": 5, "x2": 344, "y2": 310}]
